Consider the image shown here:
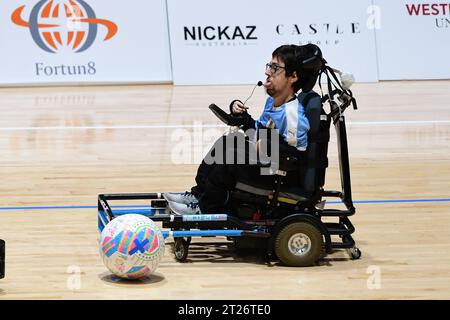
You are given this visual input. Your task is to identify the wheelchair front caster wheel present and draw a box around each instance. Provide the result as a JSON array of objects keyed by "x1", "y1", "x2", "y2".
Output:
[
  {"x1": 348, "y1": 247, "x2": 361, "y2": 260},
  {"x1": 173, "y1": 238, "x2": 189, "y2": 262}
]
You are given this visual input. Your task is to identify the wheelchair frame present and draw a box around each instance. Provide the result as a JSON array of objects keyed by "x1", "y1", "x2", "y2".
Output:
[
  {"x1": 0, "y1": 239, "x2": 4, "y2": 279},
  {"x1": 97, "y1": 90, "x2": 361, "y2": 266}
]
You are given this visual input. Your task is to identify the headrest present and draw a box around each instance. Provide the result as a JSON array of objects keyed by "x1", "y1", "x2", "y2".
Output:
[{"x1": 296, "y1": 44, "x2": 325, "y2": 73}]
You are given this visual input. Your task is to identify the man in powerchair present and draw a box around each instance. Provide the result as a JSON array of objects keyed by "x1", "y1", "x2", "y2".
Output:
[{"x1": 165, "y1": 44, "x2": 326, "y2": 216}]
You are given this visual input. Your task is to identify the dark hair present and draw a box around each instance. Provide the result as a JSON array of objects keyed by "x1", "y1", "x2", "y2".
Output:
[{"x1": 272, "y1": 44, "x2": 323, "y2": 92}]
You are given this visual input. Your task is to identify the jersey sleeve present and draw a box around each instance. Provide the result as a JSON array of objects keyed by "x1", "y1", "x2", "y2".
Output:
[{"x1": 254, "y1": 97, "x2": 274, "y2": 129}]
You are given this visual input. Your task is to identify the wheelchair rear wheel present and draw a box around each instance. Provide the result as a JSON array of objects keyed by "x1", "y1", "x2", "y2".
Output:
[{"x1": 274, "y1": 222, "x2": 323, "y2": 267}]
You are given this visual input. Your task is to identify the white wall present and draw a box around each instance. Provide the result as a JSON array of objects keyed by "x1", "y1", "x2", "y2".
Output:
[
  {"x1": 0, "y1": 0, "x2": 172, "y2": 85},
  {"x1": 167, "y1": 0, "x2": 379, "y2": 85},
  {"x1": 1, "y1": 0, "x2": 449, "y2": 86},
  {"x1": 374, "y1": 0, "x2": 450, "y2": 80}
]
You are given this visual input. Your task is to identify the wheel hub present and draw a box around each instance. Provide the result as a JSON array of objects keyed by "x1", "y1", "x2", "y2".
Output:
[{"x1": 287, "y1": 233, "x2": 311, "y2": 256}]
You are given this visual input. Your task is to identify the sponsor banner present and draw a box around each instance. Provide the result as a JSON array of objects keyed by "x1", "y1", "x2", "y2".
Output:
[
  {"x1": 0, "y1": 0, "x2": 172, "y2": 85},
  {"x1": 167, "y1": 0, "x2": 378, "y2": 85},
  {"x1": 375, "y1": 0, "x2": 450, "y2": 80}
]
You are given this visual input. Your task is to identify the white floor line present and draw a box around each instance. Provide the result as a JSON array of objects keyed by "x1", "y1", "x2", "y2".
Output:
[
  {"x1": 0, "y1": 195, "x2": 95, "y2": 199},
  {"x1": 347, "y1": 120, "x2": 450, "y2": 126},
  {"x1": 0, "y1": 120, "x2": 449, "y2": 131},
  {"x1": 0, "y1": 124, "x2": 226, "y2": 131}
]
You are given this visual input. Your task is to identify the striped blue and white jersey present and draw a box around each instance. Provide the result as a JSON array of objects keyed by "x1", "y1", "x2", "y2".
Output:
[{"x1": 255, "y1": 96, "x2": 310, "y2": 151}]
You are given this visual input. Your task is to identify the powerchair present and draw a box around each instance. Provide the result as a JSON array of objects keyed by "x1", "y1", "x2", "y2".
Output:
[{"x1": 97, "y1": 62, "x2": 361, "y2": 267}]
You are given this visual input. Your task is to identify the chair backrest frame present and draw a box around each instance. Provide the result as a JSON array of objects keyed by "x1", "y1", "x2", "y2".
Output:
[{"x1": 298, "y1": 91, "x2": 330, "y2": 197}]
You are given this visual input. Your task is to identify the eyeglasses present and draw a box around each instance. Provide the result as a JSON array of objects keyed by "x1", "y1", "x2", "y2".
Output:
[{"x1": 265, "y1": 62, "x2": 285, "y2": 74}]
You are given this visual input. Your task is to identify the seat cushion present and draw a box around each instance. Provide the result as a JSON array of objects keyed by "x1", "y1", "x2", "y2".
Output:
[{"x1": 235, "y1": 181, "x2": 310, "y2": 204}]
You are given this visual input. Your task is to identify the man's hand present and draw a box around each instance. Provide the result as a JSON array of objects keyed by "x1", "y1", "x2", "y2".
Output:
[{"x1": 231, "y1": 100, "x2": 249, "y2": 114}]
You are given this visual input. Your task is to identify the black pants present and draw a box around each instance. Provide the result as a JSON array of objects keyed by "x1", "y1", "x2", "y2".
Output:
[{"x1": 190, "y1": 133, "x2": 289, "y2": 214}]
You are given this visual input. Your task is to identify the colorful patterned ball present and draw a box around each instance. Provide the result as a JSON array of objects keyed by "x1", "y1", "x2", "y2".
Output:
[{"x1": 99, "y1": 214, "x2": 165, "y2": 279}]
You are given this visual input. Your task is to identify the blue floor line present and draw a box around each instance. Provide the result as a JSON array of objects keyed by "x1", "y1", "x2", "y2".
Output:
[
  {"x1": 0, "y1": 198, "x2": 449, "y2": 212},
  {"x1": 0, "y1": 204, "x2": 152, "y2": 211},
  {"x1": 352, "y1": 198, "x2": 450, "y2": 204}
]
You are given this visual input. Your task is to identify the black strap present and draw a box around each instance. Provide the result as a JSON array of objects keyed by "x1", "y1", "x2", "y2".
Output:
[{"x1": 320, "y1": 66, "x2": 358, "y2": 112}]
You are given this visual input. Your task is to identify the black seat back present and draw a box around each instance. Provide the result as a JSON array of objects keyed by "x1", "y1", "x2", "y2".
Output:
[{"x1": 297, "y1": 91, "x2": 331, "y2": 195}]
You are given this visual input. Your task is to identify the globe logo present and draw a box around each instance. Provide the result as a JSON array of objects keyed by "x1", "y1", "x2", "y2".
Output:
[{"x1": 12, "y1": 0, "x2": 118, "y2": 53}]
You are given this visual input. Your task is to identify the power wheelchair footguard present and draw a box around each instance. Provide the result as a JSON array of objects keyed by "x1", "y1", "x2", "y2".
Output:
[{"x1": 98, "y1": 189, "x2": 360, "y2": 266}]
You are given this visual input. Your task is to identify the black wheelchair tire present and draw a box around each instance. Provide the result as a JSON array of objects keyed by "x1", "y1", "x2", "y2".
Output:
[
  {"x1": 173, "y1": 238, "x2": 189, "y2": 262},
  {"x1": 274, "y1": 222, "x2": 323, "y2": 267}
]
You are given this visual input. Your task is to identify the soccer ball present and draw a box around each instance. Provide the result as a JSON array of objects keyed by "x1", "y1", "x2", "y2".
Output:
[{"x1": 99, "y1": 214, "x2": 165, "y2": 279}]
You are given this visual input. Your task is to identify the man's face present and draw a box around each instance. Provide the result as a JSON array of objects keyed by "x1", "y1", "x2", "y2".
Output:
[{"x1": 264, "y1": 56, "x2": 296, "y2": 97}]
